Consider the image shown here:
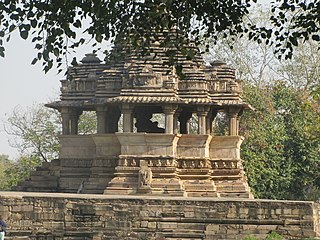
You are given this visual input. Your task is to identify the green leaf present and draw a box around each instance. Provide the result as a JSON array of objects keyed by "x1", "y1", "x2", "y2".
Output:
[
  {"x1": 311, "y1": 34, "x2": 320, "y2": 41},
  {"x1": 31, "y1": 57, "x2": 38, "y2": 65},
  {"x1": 9, "y1": 24, "x2": 15, "y2": 32},
  {"x1": 289, "y1": 36, "x2": 298, "y2": 46},
  {"x1": 0, "y1": 47, "x2": 5, "y2": 58},
  {"x1": 53, "y1": 48, "x2": 59, "y2": 57},
  {"x1": 31, "y1": 19, "x2": 37, "y2": 28},
  {"x1": 20, "y1": 30, "x2": 29, "y2": 40},
  {"x1": 95, "y1": 33, "x2": 102, "y2": 43}
]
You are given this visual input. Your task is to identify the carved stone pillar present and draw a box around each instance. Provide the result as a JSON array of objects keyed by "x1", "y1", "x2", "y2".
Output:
[
  {"x1": 70, "y1": 110, "x2": 81, "y2": 135},
  {"x1": 163, "y1": 105, "x2": 177, "y2": 134},
  {"x1": 61, "y1": 109, "x2": 70, "y2": 135},
  {"x1": 228, "y1": 106, "x2": 241, "y2": 136},
  {"x1": 173, "y1": 109, "x2": 182, "y2": 134},
  {"x1": 178, "y1": 111, "x2": 192, "y2": 134},
  {"x1": 206, "y1": 109, "x2": 218, "y2": 135},
  {"x1": 236, "y1": 108, "x2": 244, "y2": 135},
  {"x1": 107, "y1": 107, "x2": 121, "y2": 133},
  {"x1": 96, "y1": 106, "x2": 108, "y2": 134},
  {"x1": 122, "y1": 104, "x2": 133, "y2": 132},
  {"x1": 61, "y1": 107, "x2": 81, "y2": 135},
  {"x1": 197, "y1": 106, "x2": 209, "y2": 135}
]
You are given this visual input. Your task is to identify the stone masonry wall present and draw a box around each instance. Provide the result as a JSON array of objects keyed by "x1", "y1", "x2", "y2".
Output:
[{"x1": 0, "y1": 192, "x2": 319, "y2": 240}]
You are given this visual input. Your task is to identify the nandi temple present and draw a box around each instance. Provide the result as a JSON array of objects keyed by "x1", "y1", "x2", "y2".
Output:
[
  {"x1": 3, "y1": 35, "x2": 319, "y2": 239},
  {"x1": 16, "y1": 40, "x2": 253, "y2": 198}
]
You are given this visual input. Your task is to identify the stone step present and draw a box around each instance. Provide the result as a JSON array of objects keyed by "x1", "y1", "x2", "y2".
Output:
[
  {"x1": 84, "y1": 183, "x2": 108, "y2": 190},
  {"x1": 186, "y1": 191, "x2": 218, "y2": 197},
  {"x1": 11, "y1": 186, "x2": 58, "y2": 192},
  {"x1": 17, "y1": 180, "x2": 58, "y2": 188},
  {"x1": 150, "y1": 189, "x2": 186, "y2": 196},
  {"x1": 179, "y1": 175, "x2": 211, "y2": 180},
  {"x1": 211, "y1": 175, "x2": 242, "y2": 180},
  {"x1": 50, "y1": 159, "x2": 61, "y2": 166},
  {"x1": 86, "y1": 174, "x2": 114, "y2": 179},
  {"x1": 215, "y1": 184, "x2": 248, "y2": 192},
  {"x1": 30, "y1": 170, "x2": 50, "y2": 176},
  {"x1": 82, "y1": 189, "x2": 105, "y2": 194},
  {"x1": 30, "y1": 175, "x2": 58, "y2": 182},
  {"x1": 219, "y1": 192, "x2": 252, "y2": 198}
]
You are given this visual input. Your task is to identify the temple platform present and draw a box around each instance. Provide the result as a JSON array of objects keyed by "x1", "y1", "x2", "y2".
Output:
[
  {"x1": 0, "y1": 192, "x2": 319, "y2": 239},
  {"x1": 13, "y1": 134, "x2": 252, "y2": 198}
]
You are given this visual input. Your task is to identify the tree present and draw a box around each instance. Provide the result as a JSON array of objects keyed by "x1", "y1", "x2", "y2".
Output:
[
  {"x1": 4, "y1": 104, "x2": 61, "y2": 162},
  {"x1": 277, "y1": 40, "x2": 320, "y2": 98},
  {"x1": 0, "y1": 1, "x2": 319, "y2": 73},
  {"x1": 204, "y1": 4, "x2": 281, "y2": 87},
  {"x1": 4, "y1": 103, "x2": 97, "y2": 162},
  {"x1": 0, "y1": 154, "x2": 12, "y2": 189},
  {"x1": 2, "y1": 155, "x2": 41, "y2": 190},
  {"x1": 241, "y1": 82, "x2": 320, "y2": 200},
  {"x1": 2, "y1": 104, "x2": 97, "y2": 190}
]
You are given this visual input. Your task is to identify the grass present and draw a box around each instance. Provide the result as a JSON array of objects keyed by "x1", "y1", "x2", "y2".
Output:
[{"x1": 243, "y1": 231, "x2": 319, "y2": 240}]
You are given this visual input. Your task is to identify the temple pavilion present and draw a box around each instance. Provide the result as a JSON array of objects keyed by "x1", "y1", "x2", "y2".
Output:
[{"x1": 14, "y1": 36, "x2": 253, "y2": 198}]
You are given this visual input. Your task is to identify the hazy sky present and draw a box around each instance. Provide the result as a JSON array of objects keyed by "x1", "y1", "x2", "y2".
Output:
[
  {"x1": 0, "y1": 31, "x2": 107, "y2": 159},
  {"x1": 0, "y1": 33, "x2": 56, "y2": 158}
]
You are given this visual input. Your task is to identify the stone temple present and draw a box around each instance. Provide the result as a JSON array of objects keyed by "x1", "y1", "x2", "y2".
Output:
[
  {"x1": 6, "y1": 35, "x2": 320, "y2": 240},
  {"x1": 14, "y1": 38, "x2": 253, "y2": 198}
]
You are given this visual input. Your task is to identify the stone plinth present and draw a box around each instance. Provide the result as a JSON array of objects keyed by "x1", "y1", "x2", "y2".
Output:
[
  {"x1": 105, "y1": 133, "x2": 184, "y2": 196},
  {"x1": 14, "y1": 134, "x2": 253, "y2": 197},
  {"x1": 0, "y1": 192, "x2": 319, "y2": 240},
  {"x1": 92, "y1": 134, "x2": 121, "y2": 157},
  {"x1": 209, "y1": 135, "x2": 243, "y2": 159},
  {"x1": 177, "y1": 134, "x2": 212, "y2": 158},
  {"x1": 116, "y1": 132, "x2": 179, "y2": 156},
  {"x1": 59, "y1": 135, "x2": 96, "y2": 159}
]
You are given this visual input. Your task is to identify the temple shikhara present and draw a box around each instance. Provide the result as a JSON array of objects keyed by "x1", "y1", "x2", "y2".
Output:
[{"x1": 14, "y1": 36, "x2": 253, "y2": 198}]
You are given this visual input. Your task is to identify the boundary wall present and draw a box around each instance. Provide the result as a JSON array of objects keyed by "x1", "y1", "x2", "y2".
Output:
[{"x1": 0, "y1": 192, "x2": 319, "y2": 240}]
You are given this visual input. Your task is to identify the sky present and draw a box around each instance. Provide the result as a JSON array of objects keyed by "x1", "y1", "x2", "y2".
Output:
[
  {"x1": 0, "y1": 31, "x2": 108, "y2": 159},
  {"x1": 0, "y1": 32, "x2": 59, "y2": 158}
]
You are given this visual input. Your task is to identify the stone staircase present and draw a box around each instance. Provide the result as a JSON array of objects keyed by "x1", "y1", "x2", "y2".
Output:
[
  {"x1": 82, "y1": 157, "x2": 117, "y2": 194},
  {"x1": 12, "y1": 157, "x2": 119, "y2": 194},
  {"x1": 12, "y1": 159, "x2": 60, "y2": 192}
]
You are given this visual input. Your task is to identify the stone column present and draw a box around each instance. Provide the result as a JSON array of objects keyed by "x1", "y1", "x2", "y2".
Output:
[
  {"x1": 206, "y1": 109, "x2": 218, "y2": 134},
  {"x1": 228, "y1": 107, "x2": 241, "y2": 136},
  {"x1": 173, "y1": 109, "x2": 182, "y2": 134},
  {"x1": 197, "y1": 106, "x2": 209, "y2": 135},
  {"x1": 96, "y1": 106, "x2": 108, "y2": 134},
  {"x1": 178, "y1": 111, "x2": 192, "y2": 134},
  {"x1": 70, "y1": 110, "x2": 81, "y2": 135},
  {"x1": 107, "y1": 107, "x2": 121, "y2": 133},
  {"x1": 122, "y1": 104, "x2": 133, "y2": 132},
  {"x1": 163, "y1": 105, "x2": 177, "y2": 134},
  {"x1": 236, "y1": 108, "x2": 244, "y2": 135},
  {"x1": 61, "y1": 108, "x2": 71, "y2": 135},
  {"x1": 60, "y1": 107, "x2": 81, "y2": 135}
]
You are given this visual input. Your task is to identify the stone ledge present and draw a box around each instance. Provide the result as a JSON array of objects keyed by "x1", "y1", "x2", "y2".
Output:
[{"x1": 0, "y1": 191, "x2": 315, "y2": 204}]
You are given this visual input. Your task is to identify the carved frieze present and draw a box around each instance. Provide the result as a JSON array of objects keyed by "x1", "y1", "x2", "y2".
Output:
[
  {"x1": 178, "y1": 80, "x2": 207, "y2": 91},
  {"x1": 179, "y1": 159, "x2": 209, "y2": 169},
  {"x1": 128, "y1": 65, "x2": 164, "y2": 88},
  {"x1": 210, "y1": 160, "x2": 239, "y2": 169},
  {"x1": 119, "y1": 158, "x2": 175, "y2": 167}
]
